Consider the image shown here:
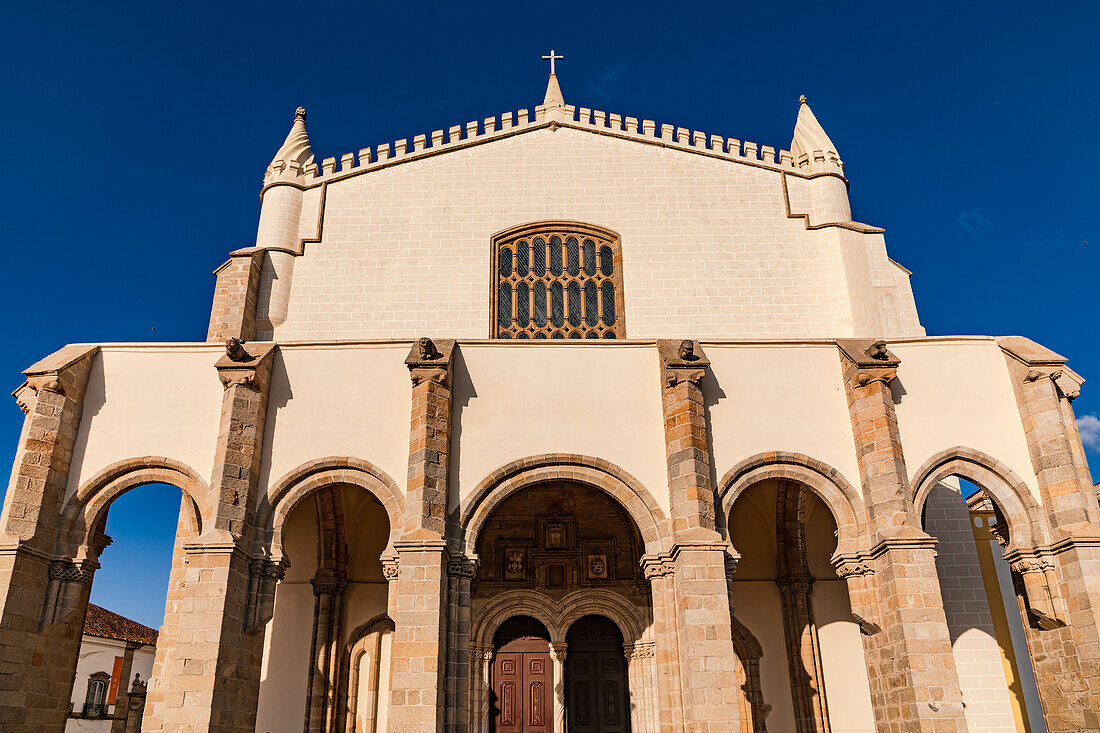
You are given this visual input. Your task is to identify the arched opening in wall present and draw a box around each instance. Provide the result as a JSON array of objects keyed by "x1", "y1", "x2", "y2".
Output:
[
  {"x1": 565, "y1": 615, "x2": 629, "y2": 733},
  {"x1": 66, "y1": 481, "x2": 189, "y2": 728},
  {"x1": 726, "y1": 478, "x2": 875, "y2": 733},
  {"x1": 920, "y1": 476, "x2": 1046, "y2": 733},
  {"x1": 471, "y1": 481, "x2": 652, "y2": 732},
  {"x1": 255, "y1": 484, "x2": 392, "y2": 733}
]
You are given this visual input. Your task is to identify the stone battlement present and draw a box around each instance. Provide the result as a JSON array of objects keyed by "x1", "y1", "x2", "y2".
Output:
[{"x1": 266, "y1": 100, "x2": 844, "y2": 193}]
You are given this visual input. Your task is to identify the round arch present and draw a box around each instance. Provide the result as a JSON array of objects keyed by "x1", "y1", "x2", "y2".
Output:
[
  {"x1": 910, "y1": 447, "x2": 1049, "y2": 551},
  {"x1": 258, "y1": 457, "x2": 405, "y2": 562},
  {"x1": 59, "y1": 457, "x2": 208, "y2": 558},
  {"x1": 718, "y1": 452, "x2": 869, "y2": 558},
  {"x1": 471, "y1": 588, "x2": 650, "y2": 647},
  {"x1": 459, "y1": 454, "x2": 671, "y2": 556}
]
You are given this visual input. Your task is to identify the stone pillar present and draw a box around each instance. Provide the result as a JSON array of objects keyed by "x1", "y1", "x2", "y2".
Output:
[
  {"x1": 549, "y1": 643, "x2": 567, "y2": 733},
  {"x1": 388, "y1": 338, "x2": 455, "y2": 733},
  {"x1": 998, "y1": 337, "x2": 1100, "y2": 729},
  {"x1": 306, "y1": 577, "x2": 348, "y2": 733},
  {"x1": 655, "y1": 339, "x2": 742, "y2": 732},
  {"x1": 142, "y1": 341, "x2": 275, "y2": 733},
  {"x1": 124, "y1": 674, "x2": 148, "y2": 733},
  {"x1": 641, "y1": 559, "x2": 684, "y2": 733},
  {"x1": 445, "y1": 556, "x2": 475, "y2": 733},
  {"x1": 836, "y1": 339, "x2": 969, "y2": 731},
  {"x1": 624, "y1": 642, "x2": 658, "y2": 733},
  {"x1": 110, "y1": 643, "x2": 138, "y2": 733},
  {"x1": 775, "y1": 480, "x2": 830, "y2": 733},
  {"x1": 207, "y1": 251, "x2": 264, "y2": 342},
  {"x1": 467, "y1": 644, "x2": 493, "y2": 733},
  {"x1": 0, "y1": 344, "x2": 97, "y2": 733}
]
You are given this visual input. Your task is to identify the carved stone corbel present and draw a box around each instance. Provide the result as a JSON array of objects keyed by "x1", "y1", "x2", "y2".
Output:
[
  {"x1": 657, "y1": 339, "x2": 709, "y2": 387},
  {"x1": 1006, "y1": 550, "x2": 1067, "y2": 629},
  {"x1": 246, "y1": 558, "x2": 288, "y2": 633},
  {"x1": 836, "y1": 338, "x2": 900, "y2": 389},
  {"x1": 214, "y1": 341, "x2": 277, "y2": 393},
  {"x1": 405, "y1": 337, "x2": 456, "y2": 386}
]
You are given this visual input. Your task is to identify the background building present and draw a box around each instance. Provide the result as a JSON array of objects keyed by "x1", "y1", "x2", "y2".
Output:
[{"x1": 66, "y1": 604, "x2": 154, "y2": 732}]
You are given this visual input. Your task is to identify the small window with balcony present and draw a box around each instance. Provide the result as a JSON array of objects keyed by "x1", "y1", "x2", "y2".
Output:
[
  {"x1": 84, "y1": 672, "x2": 110, "y2": 718},
  {"x1": 492, "y1": 222, "x2": 625, "y2": 339}
]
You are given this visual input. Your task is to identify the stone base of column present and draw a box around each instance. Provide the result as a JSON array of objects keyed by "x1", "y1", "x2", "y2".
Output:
[
  {"x1": 1020, "y1": 537, "x2": 1100, "y2": 732},
  {"x1": 669, "y1": 541, "x2": 742, "y2": 732},
  {"x1": 141, "y1": 536, "x2": 263, "y2": 733},
  {"x1": 388, "y1": 539, "x2": 448, "y2": 733},
  {"x1": 853, "y1": 534, "x2": 969, "y2": 733},
  {"x1": 0, "y1": 543, "x2": 90, "y2": 733}
]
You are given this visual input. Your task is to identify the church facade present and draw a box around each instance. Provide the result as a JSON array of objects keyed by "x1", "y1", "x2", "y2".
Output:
[{"x1": 1, "y1": 68, "x2": 1099, "y2": 733}]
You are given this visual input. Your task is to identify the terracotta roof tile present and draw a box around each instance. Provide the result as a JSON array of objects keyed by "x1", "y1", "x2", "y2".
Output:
[{"x1": 83, "y1": 604, "x2": 158, "y2": 646}]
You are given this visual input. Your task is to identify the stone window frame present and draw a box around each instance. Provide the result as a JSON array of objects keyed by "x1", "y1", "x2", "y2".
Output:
[
  {"x1": 490, "y1": 221, "x2": 626, "y2": 339},
  {"x1": 84, "y1": 672, "x2": 111, "y2": 718}
]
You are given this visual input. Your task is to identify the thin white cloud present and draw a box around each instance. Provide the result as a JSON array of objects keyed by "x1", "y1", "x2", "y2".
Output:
[
  {"x1": 957, "y1": 207, "x2": 993, "y2": 236},
  {"x1": 1079, "y1": 414, "x2": 1100, "y2": 452}
]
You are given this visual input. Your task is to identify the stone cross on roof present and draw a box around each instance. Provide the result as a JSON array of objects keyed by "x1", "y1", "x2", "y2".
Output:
[{"x1": 542, "y1": 49, "x2": 564, "y2": 76}]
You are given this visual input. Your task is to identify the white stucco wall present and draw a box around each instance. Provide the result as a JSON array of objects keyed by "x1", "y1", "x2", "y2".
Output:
[
  {"x1": 706, "y1": 343, "x2": 862, "y2": 494},
  {"x1": 451, "y1": 342, "x2": 669, "y2": 513},
  {"x1": 65, "y1": 346, "x2": 224, "y2": 501},
  {"x1": 260, "y1": 128, "x2": 922, "y2": 342},
  {"x1": 891, "y1": 339, "x2": 1040, "y2": 502},
  {"x1": 260, "y1": 344, "x2": 412, "y2": 498}
]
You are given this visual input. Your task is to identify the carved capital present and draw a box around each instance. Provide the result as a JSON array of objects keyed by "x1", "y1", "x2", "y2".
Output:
[
  {"x1": 215, "y1": 342, "x2": 276, "y2": 393},
  {"x1": 657, "y1": 339, "x2": 710, "y2": 388},
  {"x1": 833, "y1": 557, "x2": 875, "y2": 578},
  {"x1": 640, "y1": 553, "x2": 675, "y2": 580},
  {"x1": 27, "y1": 374, "x2": 64, "y2": 396},
  {"x1": 381, "y1": 556, "x2": 400, "y2": 581},
  {"x1": 310, "y1": 576, "x2": 349, "y2": 596},
  {"x1": 448, "y1": 556, "x2": 478, "y2": 579},
  {"x1": 406, "y1": 338, "x2": 456, "y2": 387},
  {"x1": 48, "y1": 559, "x2": 95, "y2": 583},
  {"x1": 837, "y1": 338, "x2": 901, "y2": 391},
  {"x1": 549, "y1": 643, "x2": 568, "y2": 662},
  {"x1": 624, "y1": 643, "x2": 655, "y2": 660}
]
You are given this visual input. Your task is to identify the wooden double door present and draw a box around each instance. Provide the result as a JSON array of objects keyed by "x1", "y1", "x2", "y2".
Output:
[
  {"x1": 565, "y1": 616, "x2": 629, "y2": 733},
  {"x1": 493, "y1": 619, "x2": 552, "y2": 733},
  {"x1": 492, "y1": 615, "x2": 630, "y2": 733}
]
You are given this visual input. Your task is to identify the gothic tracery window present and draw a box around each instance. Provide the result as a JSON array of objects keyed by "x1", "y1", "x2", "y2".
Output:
[{"x1": 492, "y1": 223, "x2": 625, "y2": 339}]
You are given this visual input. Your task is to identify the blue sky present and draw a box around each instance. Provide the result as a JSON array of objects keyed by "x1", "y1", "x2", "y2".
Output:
[{"x1": 1, "y1": 1, "x2": 1097, "y2": 628}]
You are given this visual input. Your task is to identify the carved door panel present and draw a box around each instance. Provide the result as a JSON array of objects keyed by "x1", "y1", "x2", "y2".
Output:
[
  {"x1": 566, "y1": 651, "x2": 628, "y2": 733},
  {"x1": 493, "y1": 649, "x2": 551, "y2": 733}
]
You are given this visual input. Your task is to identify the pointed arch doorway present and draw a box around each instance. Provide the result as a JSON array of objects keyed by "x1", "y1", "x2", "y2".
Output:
[
  {"x1": 565, "y1": 615, "x2": 630, "y2": 733},
  {"x1": 493, "y1": 616, "x2": 552, "y2": 733}
]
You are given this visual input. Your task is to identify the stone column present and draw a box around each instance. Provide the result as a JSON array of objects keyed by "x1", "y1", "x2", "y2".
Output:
[
  {"x1": 467, "y1": 644, "x2": 493, "y2": 733},
  {"x1": 836, "y1": 339, "x2": 969, "y2": 732},
  {"x1": 624, "y1": 642, "x2": 658, "y2": 733},
  {"x1": 446, "y1": 556, "x2": 476, "y2": 733},
  {"x1": 305, "y1": 577, "x2": 348, "y2": 733},
  {"x1": 388, "y1": 338, "x2": 455, "y2": 733},
  {"x1": 0, "y1": 344, "x2": 97, "y2": 733},
  {"x1": 110, "y1": 643, "x2": 138, "y2": 733},
  {"x1": 142, "y1": 340, "x2": 275, "y2": 733},
  {"x1": 549, "y1": 643, "x2": 567, "y2": 733},
  {"x1": 655, "y1": 339, "x2": 742, "y2": 732},
  {"x1": 998, "y1": 337, "x2": 1100, "y2": 729},
  {"x1": 641, "y1": 558, "x2": 684, "y2": 733}
]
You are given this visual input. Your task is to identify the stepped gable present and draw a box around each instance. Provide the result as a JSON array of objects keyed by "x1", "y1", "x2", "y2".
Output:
[
  {"x1": 264, "y1": 75, "x2": 848, "y2": 192},
  {"x1": 83, "y1": 603, "x2": 158, "y2": 646}
]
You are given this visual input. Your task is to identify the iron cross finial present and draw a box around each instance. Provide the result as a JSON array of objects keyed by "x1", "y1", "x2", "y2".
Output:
[{"x1": 542, "y1": 49, "x2": 564, "y2": 76}]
